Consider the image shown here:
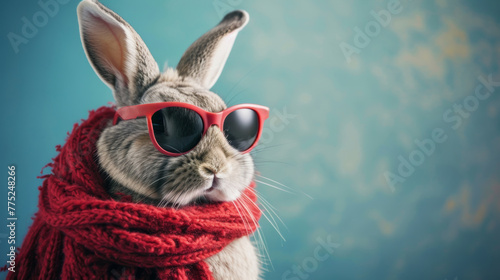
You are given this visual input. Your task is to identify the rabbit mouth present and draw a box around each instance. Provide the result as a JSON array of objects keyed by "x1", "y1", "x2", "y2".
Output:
[
  {"x1": 204, "y1": 181, "x2": 242, "y2": 203},
  {"x1": 205, "y1": 177, "x2": 221, "y2": 193}
]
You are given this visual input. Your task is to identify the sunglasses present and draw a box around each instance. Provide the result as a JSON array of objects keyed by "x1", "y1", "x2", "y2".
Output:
[{"x1": 113, "y1": 102, "x2": 270, "y2": 156}]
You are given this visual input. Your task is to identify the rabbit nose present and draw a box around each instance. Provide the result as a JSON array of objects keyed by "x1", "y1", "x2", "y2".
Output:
[{"x1": 200, "y1": 164, "x2": 218, "y2": 177}]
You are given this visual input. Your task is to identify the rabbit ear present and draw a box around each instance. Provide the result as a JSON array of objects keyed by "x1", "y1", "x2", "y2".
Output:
[
  {"x1": 77, "y1": 0, "x2": 160, "y2": 106},
  {"x1": 176, "y1": 10, "x2": 249, "y2": 89}
]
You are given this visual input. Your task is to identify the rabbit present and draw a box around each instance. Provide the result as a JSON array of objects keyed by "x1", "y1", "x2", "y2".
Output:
[{"x1": 77, "y1": 0, "x2": 261, "y2": 279}]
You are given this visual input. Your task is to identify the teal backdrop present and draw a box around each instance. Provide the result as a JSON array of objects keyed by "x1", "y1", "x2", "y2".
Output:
[{"x1": 1, "y1": 0, "x2": 500, "y2": 279}]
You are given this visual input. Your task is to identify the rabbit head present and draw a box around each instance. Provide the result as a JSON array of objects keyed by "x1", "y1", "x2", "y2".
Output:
[{"x1": 77, "y1": 0, "x2": 254, "y2": 207}]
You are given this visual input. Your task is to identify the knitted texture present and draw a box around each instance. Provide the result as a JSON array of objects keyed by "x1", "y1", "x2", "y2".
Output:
[{"x1": 8, "y1": 106, "x2": 261, "y2": 280}]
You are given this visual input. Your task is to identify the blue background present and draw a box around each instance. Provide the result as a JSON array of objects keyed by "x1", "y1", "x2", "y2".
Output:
[{"x1": 1, "y1": 0, "x2": 500, "y2": 279}]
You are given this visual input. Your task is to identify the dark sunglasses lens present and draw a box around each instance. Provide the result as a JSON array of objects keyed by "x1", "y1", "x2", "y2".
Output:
[
  {"x1": 152, "y1": 107, "x2": 204, "y2": 154},
  {"x1": 223, "y1": 109, "x2": 260, "y2": 152}
]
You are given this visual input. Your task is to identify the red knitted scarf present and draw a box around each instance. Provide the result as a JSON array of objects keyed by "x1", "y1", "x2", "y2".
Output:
[{"x1": 8, "y1": 106, "x2": 261, "y2": 280}]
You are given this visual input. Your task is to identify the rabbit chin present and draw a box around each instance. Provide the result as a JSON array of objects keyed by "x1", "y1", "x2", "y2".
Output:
[
  {"x1": 159, "y1": 179, "x2": 243, "y2": 207},
  {"x1": 202, "y1": 176, "x2": 247, "y2": 203},
  {"x1": 204, "y1": 186, "x2": 242, "y2": 203}
]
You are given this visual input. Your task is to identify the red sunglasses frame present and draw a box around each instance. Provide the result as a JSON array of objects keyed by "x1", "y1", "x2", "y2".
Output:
[{"x1": 113, "y1": 102, "x2": 270, "y2": 156}]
